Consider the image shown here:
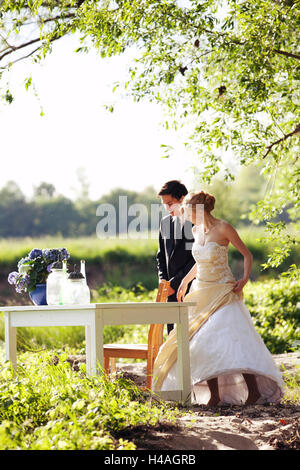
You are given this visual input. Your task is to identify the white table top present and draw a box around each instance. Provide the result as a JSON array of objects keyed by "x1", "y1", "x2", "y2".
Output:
[{"x1": 1, "y1": 301, "x2": 196, "y2": 312}]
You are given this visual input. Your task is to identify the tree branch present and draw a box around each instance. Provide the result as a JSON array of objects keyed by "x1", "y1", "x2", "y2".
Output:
[
  {"x1": 21, "y1": 12, "x2": 75, "y2": 27},
  {"x1": 0, "y1": 11, "x2": 75, "y2": 65},
  {"x1": 0, "y1": 37, "x2": 42, "y2": 62},
  {"x1": 263, "y1": 124, "x2": 300, "y2": 158},
  {"x1": 0, "y1": 44, "x2": 41, "y2": 69},
  {"x1": 273, "y1": 49, "x2": 300, "y2": 61},
  {"x1": 0, "y1": 33, "x2": 64, "y2": 69}
]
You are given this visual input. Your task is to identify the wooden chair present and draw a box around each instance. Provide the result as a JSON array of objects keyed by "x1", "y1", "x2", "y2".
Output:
[{"x1": 103, "y1": 280, "x2": 170, "y2": 389}]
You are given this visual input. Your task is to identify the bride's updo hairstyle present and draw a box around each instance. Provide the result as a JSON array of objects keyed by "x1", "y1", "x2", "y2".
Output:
[{"x1": 184, "y1": 191, "x2": 215, "y2": 213}]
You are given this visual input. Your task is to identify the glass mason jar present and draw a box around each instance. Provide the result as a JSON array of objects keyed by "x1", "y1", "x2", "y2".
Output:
[
  {"x1": 63, "y1": 277, "x2": 90, "y2": 305},
  {"x1": 46, "y1": 268, "x2": 66, "y2": 305}
]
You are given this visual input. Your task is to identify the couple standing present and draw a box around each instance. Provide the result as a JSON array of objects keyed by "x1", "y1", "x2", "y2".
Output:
[{"x1": 155, "y1": 180, "x2": 284, "y2": 406}]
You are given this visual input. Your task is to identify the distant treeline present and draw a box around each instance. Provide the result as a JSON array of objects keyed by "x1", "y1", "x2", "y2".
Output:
[
  {"x1": 0, "y1": 166, "x2": 292, "y2": 238},
  {"x1": 0, "y1": 181, "x2": 162, "y2": 237}
]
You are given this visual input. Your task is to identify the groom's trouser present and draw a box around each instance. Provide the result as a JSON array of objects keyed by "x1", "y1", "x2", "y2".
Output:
[
  {"x1": 167, "y1": 293, "x2": 177, "y2": 334},
  {"x1": 166, "y1": 281, "x2": 193, "y2": 334}
]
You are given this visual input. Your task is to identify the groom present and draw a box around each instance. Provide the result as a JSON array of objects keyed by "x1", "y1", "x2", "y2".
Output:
[{"x1": 157, "y1": 180, "x2": 195, "y2": 334}]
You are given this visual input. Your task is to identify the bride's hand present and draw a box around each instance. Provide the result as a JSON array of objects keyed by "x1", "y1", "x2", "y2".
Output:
[
  {"x1": 177, "y1": 279, "x2": 188, "y2": 302},
  {"x1": 233, "y1": 278, "x2": 247, "y2": 293}
]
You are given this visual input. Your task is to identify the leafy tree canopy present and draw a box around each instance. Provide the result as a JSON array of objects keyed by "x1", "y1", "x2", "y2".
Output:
[
  {"x1": 0, "y1": 0, "x2": 299, "y2": 271},
  {"x1": 33, "y1": 181, "x2": 56, "y2": 199}
]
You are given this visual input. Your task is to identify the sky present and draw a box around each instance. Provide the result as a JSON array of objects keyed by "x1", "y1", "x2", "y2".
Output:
[{"x1": 0, "y1": 33, "x2": 235, "y2": 202}]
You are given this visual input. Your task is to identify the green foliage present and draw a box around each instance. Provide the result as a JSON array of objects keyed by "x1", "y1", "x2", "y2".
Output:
[
  {"x1": 281, "y1": 364, "x2": 300, "y2": 405},
  {"x1": 0, "y1": 350, "x2": 180, "y2": 450},
  {"x1": 96, "y1": 282, "x2": 157, "y2": 304},
  {"x1": 244, "y1": 277, "x2": 300, "y2": 354}
]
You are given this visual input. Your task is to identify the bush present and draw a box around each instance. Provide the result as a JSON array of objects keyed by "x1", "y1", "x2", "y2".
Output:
[
  {"x1": 244, "y1": 277, "x2": 300, "y2": 354},
  {"x1": 0, "y1": 350, "x2": 180, "y2": 450}
]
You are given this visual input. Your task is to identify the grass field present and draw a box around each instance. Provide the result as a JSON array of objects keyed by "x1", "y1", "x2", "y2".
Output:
[
  {"x1": 0, "y1": 225, "x2": 297, "y2": 260},
  {"x1": 0, "y1": 234, "x2": 159, "y2": 266},
  {"x1": 0, "y1": 227, "x2": 299, "y2": 284}
]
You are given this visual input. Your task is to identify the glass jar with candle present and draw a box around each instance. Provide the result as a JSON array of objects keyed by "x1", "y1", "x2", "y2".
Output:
[
  {"x1": 46, "y1": 261, "x2": 65, "y2": 305},
  {"x1": 80, "y1": 259, "x2": 87, "y2": 283},
  {"x1": 63, "y1": 270, "x2": 90, "y2": 305}
]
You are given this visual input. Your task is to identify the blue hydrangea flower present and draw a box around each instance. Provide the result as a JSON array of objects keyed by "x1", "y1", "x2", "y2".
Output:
[
  {"x1": 29, "y1": 248, "x2": 43, "y2": 260},
  {"x1": 42, "y1": 249, "x2": 58, "y2": 261},
  {"x1": 8, "y1": 271, "x2": 20, "y2": 285},
  {"x1": 16, "y1": 282, "x2": 26, "y2": 293},
  {"x1": 17, "y1": 257, "x2": 31, "y2": 268},
  {"x1": 15, "y1": 274, "x2": 30, "y2": 293},
  {"x1": 47, "y1": 262, "x2": 55, "y2": 273},
  {"x1": 59, "y1": 248, "x2": 70, "y2": 260},
  {"x1": 51, "y1": 249, "x2": 60, "y2": 260},
  {"x1": 42, "y1": 249, "x2": 51, "y2": 260}
]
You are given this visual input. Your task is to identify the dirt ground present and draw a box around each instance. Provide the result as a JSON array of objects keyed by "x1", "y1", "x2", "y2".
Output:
[{"x1": 66, "y1": 352, "x2": 300, "y2": 451}]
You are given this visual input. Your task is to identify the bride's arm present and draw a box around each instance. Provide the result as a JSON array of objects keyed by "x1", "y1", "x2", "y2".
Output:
[
  {"x1": 183, "y1": 263, "x2": 197, "y2": 285},
  {"x1": 177, "y1": 263, "x2": 197, "y2": 302},
  {"x1": 223, "y1": 222, "x2": 253, "y2": 292}
]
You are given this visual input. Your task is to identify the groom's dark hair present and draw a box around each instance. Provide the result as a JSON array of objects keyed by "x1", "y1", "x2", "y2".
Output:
[{"x1": 158, "y1": 180, "x2": 188, "y2": 200}]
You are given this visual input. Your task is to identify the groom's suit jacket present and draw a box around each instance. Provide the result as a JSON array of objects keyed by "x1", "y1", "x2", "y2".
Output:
[{"x1": 157, "y1": 214, "x2": 195, "y2": 302}]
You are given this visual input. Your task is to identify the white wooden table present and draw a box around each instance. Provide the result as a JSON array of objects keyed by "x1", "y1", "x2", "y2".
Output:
[{"x1": 1, "y1": 302, "x2": 195, "y2": 406}]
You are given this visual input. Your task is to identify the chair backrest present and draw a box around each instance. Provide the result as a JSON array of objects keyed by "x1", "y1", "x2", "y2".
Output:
[
  {"x1": 148, "y1": 280, "x2": 169, "y2": 358},
  {"x1": 156, "y1": 279, "x2": 169, "y2": 302},
  {"x1": 148, "y1": 323, "x2": 164, "y2": 353}
]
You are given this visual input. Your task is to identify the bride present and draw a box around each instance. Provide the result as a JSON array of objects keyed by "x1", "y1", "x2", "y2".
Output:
[{"x1": 153, "y1": 191, "x2": 284, "y2": 405}]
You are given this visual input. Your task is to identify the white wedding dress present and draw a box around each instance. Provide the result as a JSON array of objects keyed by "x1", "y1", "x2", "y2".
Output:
[{"x1": 153, "y1": 228, "x2": 285, "y2": 405}]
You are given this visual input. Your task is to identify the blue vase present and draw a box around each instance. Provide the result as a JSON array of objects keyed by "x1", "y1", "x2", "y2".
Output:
[{"x1": 29, "y1": 283, "x2": 47, "y2": 305}]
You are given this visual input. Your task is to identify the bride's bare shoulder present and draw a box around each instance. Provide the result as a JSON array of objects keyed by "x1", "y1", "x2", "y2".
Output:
[
  {"x1": 216, "y1": 219, "x2": 237, "y2": 234},
  {"x1": 216, "y1": 219, "x2": 233, "y2": 228}
]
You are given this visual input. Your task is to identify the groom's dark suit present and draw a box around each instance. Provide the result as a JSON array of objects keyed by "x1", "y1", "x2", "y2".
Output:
[{"x1": 157, "y1": 214, "x2": 195, "y2": 334}]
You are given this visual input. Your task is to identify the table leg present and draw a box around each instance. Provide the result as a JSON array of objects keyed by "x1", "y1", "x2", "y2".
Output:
[
  {"x1": 4, "y1": 312, "x2": 17, "y2": 371},
  {"x1": 90, "y1": 310, "x2": 104, "y2": 376},
  {"x1": 85, "y1": 325, "x2": 91, "y2": 375},
  {"x1": 177, "y1": 308, "x2": 191, "y2": 406}
]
